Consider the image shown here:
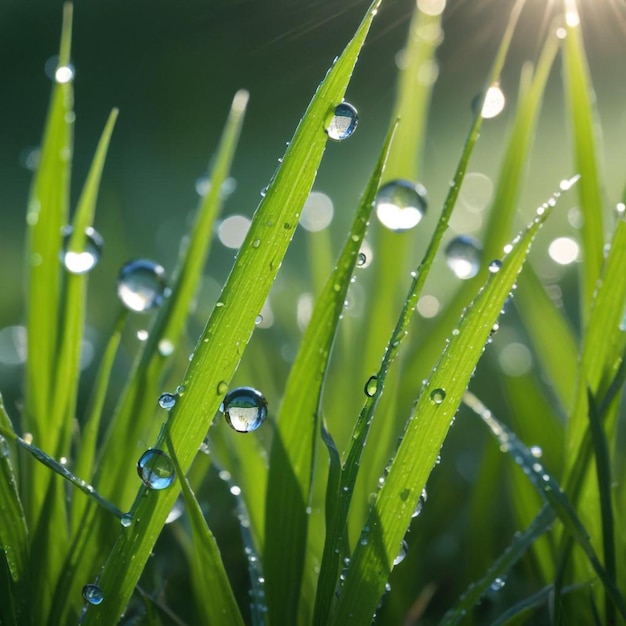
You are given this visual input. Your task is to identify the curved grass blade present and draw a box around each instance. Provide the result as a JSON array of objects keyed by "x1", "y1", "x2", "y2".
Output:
[
  {"x1": 465, "y1": 391, "x2": 626, "y2": 620},
  {"x1": 586, "y1": 388, "x2": 616, "y2": 626},
  {"x1": 439, "y1": 505, "x2": 555, "y2": 626},
  {"x1": 331, "y1": 182, "x2": 572, "y2": 626},
  {"x1": 81, "y1": 3, "x2": 384, "y2": 623},
  {"x1": 263, "y1": 119, "x2": 398, "y2": 626},
  {"x1": 165, "y1": 433, "x2": 244, "y2": 626},
  {"x1": 23, "y1": 1, "x2": 73, "y2": 523},
  {"x1": 0, "y1": 398, "x2": 30, "y2": 626},
  {"x1": 51, "y1": 108, "x2": 118, "y2": 456},
  {"x1": 562, "y1": 0, "x2": 605, "y2": 325}
]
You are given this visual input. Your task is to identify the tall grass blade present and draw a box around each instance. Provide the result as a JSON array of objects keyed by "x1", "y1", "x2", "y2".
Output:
[
  {"x1": 332, "y1": 181, "x2": 571, "y2": 625},
  {"x1": 81, "y1": 2, "x2": 384, "y2": 622},
  {"x1": 264, "y1": 119, "x2": 397, "y2": 626}
]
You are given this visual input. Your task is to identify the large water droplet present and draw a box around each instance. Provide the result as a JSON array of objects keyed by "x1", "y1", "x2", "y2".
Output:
[
  {"x1": 137, "y1": 449, "x2": 176, "y2": 490},
  {"x1": 375, "y1": 180, "x2": 427, "y2": 232},
  {"x1": 393, "y1": 540, "x2": 408, "y2": 566},
  {"x1": 61, "y1": 226, "x2": 104, "y2": 274},
  {"x1": 430, "y1": 388, "x2": 446, "y2": 405},
  {"x1": 445, "y1": 235, "x2": 482, "y2": 279},
  {"x1": 82, "y1": 583, "x2": 104, "y2": 605},
  {"x1": 473, "y1": 84, "x2": 506, "y2": 119},
  {"x1": 117, "y1": 260, "x2": 168, "y2": 312},
  {"x1": 221, "y1": 387, "x2": 268, "y2": 433},
  {"x1": 325, "y1": 102, "x2": 359, "y2": 141},
  {"x1": 158, "y1": 392, "x2": 177, "y2": 410},
  {"x1": 364, "y1": 375, "x2": 378, "y2": 397}
]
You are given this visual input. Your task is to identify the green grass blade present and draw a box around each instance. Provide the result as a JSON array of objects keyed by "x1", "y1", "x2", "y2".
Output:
[
  {"x1": 586, "y1": 389, "x2": 616, "y2": 626},
  {"x1": 96, "y1": 90, "x2": 250, "y2": 512},
  {"x1": 165, "y1": 433, "x2": 245, "y2": 626},
  {"x1": 515, "y1": 266, "x2": 578, "y2": 412},
  {"x1": 263, "y1": 119, "x2": 398, "y2": 626},
  {"x1": 51, "y1": 108, "x2": 118, "y2": 456},
  {"x1": 439, "y1": 506, "x2": 556, "y2": 626},
  {"x1": 23, "y1": 1, "x2": 73, "y2": 523},
  {"x1": 562, "y1": 0, "x2": 605, "y2": 325},
  {"x1": 331, "y1": 182, "x2": 570, "y2": 625},
  {"x1": 466, "y1": 391, "x2": 626, "y2": 620},
  {"x1": 82, "y1": 2, "x2": 383, "y2": 622},
  {"x1": 0, "y1": 398, "x2": 30, "y2": 626}
]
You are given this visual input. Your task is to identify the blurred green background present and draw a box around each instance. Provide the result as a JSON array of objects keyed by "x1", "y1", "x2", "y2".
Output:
[{"x1": 1, "y1": 0, "x2": 626, "y2": 622}]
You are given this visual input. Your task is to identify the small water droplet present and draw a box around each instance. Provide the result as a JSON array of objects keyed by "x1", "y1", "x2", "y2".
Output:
[
  {"x1": 445, "y1": 235, "x2": 482, "y2": 279},
  {"x1": 61, "y1": 226, "x2": 104, "y2": 275},
  {"x1": 430, "y1": 388, "x2": 446, "y2": 405},
  {"x1": 158, "y1": 338, "x2": 174, "y2": 356},
  {"x1": 325, "y1": 102, "x2": 359, "y2": 141},
  {"x1": 120, "y1": 513, "x2": 133, "y2": 528},
  {"x1": 375, "y1": 180, "x2": 427, "y2": 232},
  {"x1": 530, "y1": 445, "x2": 543, "y2": 458},
  {"x1": 357, "y1": 252, "x2": 367, "y2": 267},
  {"x1": 255, "y1": 314, "x2": 263, "y2": 325},
  {"x1": 252, "y1": 239, "x2": 261, "y2": 248},
  {"x1": 473, "y1": 84, "x2": 506, "y2": 119},
  {"x1": 412, "y1": 487, "x2": 428, "y2": 518},
  {"x1": 117, "y1": 259, "x2": 167, "y2": 312},
  {"x1": 393, "y1": 540, "x2": 408, "y2": 566},
  {"x1": 364, "y1": 375, "x2": 378, "y2": 397},
  {"x1": 82, "y1": 583, "x2": 104, "y2": 605},
  {"x1": 137, "y1": 449, "x2": 176, "y2": 490},
  {"x1": 176, "y1": 385, "x2": 186, "y2": 396},
  {"x1": 488, "y1": 259, "x2": 502, "y2": 274},
  {"x1": 217, "y1": 381, "x2": 228, "y2": 395},
  {"x1": 221, "y1": 387, "x2": 268, "y2": 433},
  {"x1": 490, "y1": 577, "x2": 506, "y2": 591},
  {"x1": 158, "y1": 392, "x2": 177, "y2": 410},
  {"x1": 137, "y1": 329, "x2": 149, "y2": 341}
]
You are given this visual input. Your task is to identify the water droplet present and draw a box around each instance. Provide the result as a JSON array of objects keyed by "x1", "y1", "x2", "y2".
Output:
[
  {"x1": 375, "y1": 180, "x2": 427, "y2": 232},
  {"x1": 255, "y1": 314, "x2": 263, "y2": 325},
  {"x1": 412, "y1": 488, "x2": 428, "y2": 518},
  {"x1": 137, "y1": 329, "x2": 149, "y2": 341},
  {"x1": 158, "y1": 338, "x2": 174, "y2": 356},
  {"x1": 364, "y1": 375, "x2": 378, "y2": 397},
  {"x1": 430, "y1": 388, "x2": 446, "y2": 405},
  {"x1": 82, "y1": 583, "x2": 103, "y2": 605},
  {"x1": 221, "y1": 387, "x2": 268, "y2": 433},
  {"x1": 137, "y1": 449, "x2": 176, "y2": 490},
  {"x1": 61, "y1": 226, "x2": 104, "y2": 274},
  {"x1": 393, "y1": 540, "x2": 408, "y2": 566},
  {"x1": 117, "y1": 260, "x2": 167, "y2": 312},
  {"x1": 490, "y1": 577, "x2": 506, "y2": 591},
  {"x1": 217, "y1": 381, "x2": 228, "y2": 395},
  {"x1": 473, "y1": 84, "x2": 505, "y2": 119},
  {"x1": 530, "y1": 445, "x2": 543, "y2": 458},
  {"x1": 120, "y1": 513, "x2": 133, "y2": 528},
  {"x1": 158, "y1": 392, "x2": 177, "y2": 410},
  {"x1": 445, "y1": 235, "x2": 482, "y2": 279},
  {"x1": 488, "y1": 259, "x2": 502, "y2": 273},
  {"x1": 357, "y1": 252, "x2": 367, "y2": 267},
  {"x1": 45, "y1": 56, "x2": 75, "y2": 83},
  {"x1": 176, "y1": 385, "x2": 186, "y2": 396},
  {"x1": 325, "y1": 102, "x2": 359, "y2": 141}
]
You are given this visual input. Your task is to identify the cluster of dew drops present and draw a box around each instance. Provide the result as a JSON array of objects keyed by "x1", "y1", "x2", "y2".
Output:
[{"x1": 75, "y1": 94, "x2": 507, "y2": 608}]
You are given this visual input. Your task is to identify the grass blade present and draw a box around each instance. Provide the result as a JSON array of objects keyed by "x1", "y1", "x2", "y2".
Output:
[
  {"x1": 331, "y1": 181, "x2": 571, "y2": 625},
  {"x1": 165, "y1": 433, "x2": 245, "y2": 626},
  {"x1": 264, "y1": 119, "x2": 398, "y2": 626},
  {"x1": 439, "y1": 506, "x2": 556, "y2": 626},
  {"x1": 82, "y1": 2, "x2": 384, "y2": 622}
]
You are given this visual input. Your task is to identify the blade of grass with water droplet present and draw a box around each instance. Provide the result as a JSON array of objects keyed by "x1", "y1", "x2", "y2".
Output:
[
  {"x1": 331, "y1": 186, "x2": 564, "y2": 625},
  {"x1": 439, "y1": 505, "x2": 555, "y2": 626},
  {"x1": 0, "y1": 397, "x2": 30, "y2": 626},
  {"x1": 562, "y1": 1, "x2": 605, "y2": 326},
  {"x1": 23, "y1": 1, "x2": 73, "y2": 524},
  {"x1": 465, "y1": 391, "x2": 626, "y2": 620},
  {"x1": 165, "y1": 433, "x2": 244, "y2": 626},
  {"x1": 51, "y1": 108, "x2": 118, "y2": 458},
  {"x1": 81, "y1": 3, "x2": 384, "y2": 623},
  {"x1": 263, "y1": 119, "x2": 398, "y2": 626}
]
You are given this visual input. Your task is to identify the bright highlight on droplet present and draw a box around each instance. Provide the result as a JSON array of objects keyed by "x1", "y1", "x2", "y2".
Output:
[
  {"x1": 218, "y1": 215, "x2": 251, "y2": 249},
  {"x1": 220, "y1": 386, "x2": 268, "y2": 433},
  {"x1": 82, "y1": 583, "x2": 103, "y2": 605},
  {"x1": 300, "y1": 191, "x2": 334, "y2": 232},
  {"x1": 416, "y1": 295, "x2": 440, "y2": 318},
  {"x1": 136, "y1": 449, "x2": 176, "y2": 490},
  {"x1": 417, "y1": 0, "x2": 446, "y2": 17},
  {"x1": 61, "y1": 226, "x2": 104, "y2": 274},
  {"x1": 445, "y1": 235, "x2": 482, "y2": 279},
  {"x1": 548, "y1": 237, "x2": 579, "y2": 265},
  {"x1": 117, "y1": 260, "x2": 168, "y2": 312},
  {"x1": 480, "y1": 85, "x2": 505, "y2": 119},
  {"x1": 375, "y1": 180, "x2": 427, "y2": 232},
  {"x1": 325, "y1": 102, "x2": 359, "y2": 141},
  {"x1": 55, "y1": 65, "x2": 75, "y2": 83}
]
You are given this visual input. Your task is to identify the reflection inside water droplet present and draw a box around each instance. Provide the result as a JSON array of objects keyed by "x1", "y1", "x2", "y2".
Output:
[
  {"x1": 488, "y1": 259, "x2": 502, "y2": 274},
  {"x1": 82, "y1": 583, "x2": 103, "y2": 605},
  {"x1": 393, "y1": 540, "x2": 408, "y2": 566},
  {"x1": 325, "y1": 102, "x2": 359, "y2": 141},
  {"x1": 117, "y1": 259, "x2": 168, "y2": 312},
  {"x1": 375, "y1": 180, "x2": 427, "y2": 232},
  {"x1": 364, "y1": 375, "x2": 378, "y2": 397},
  {"x1": 61, "y1": 226, "x2": 104, "y2": 274},
  {"x1": 158, "y1": 392, "x2": 177, "y2": 410},
  {"x1": 445, "y1": 235, "x2": 482, "y2": 279},
  {"x1": 430, "y1": 388, "x2": 446, "y2": 405},
  {"x1": 221, "y1": 386, "x2": 268, "y2": 433},
  {"x1": 137, "y1": 449, "x2": 176, "y2": 490}
]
